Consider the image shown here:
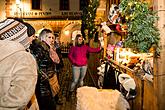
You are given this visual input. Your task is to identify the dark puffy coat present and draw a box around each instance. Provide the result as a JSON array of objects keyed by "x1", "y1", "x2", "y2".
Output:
[{"x1": 29, "y1": 39, "x2": 56, "y2": 110}]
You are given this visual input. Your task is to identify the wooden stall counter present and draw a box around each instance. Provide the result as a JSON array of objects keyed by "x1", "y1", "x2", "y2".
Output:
[{"x1": 108, "y1": 59, "x2": 156, "y2": 110}]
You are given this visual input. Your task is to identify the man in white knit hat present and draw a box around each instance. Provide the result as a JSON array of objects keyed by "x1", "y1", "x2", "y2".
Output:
[
  {"x1": 0, "y1": 18, "x2": 38, "y2": 110},
  {"x1": 0, "y1": 18, "x2": 31, "y2": 48}
]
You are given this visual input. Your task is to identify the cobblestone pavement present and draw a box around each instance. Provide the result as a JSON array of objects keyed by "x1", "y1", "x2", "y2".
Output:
[{"x1": 56, "y1": 57, "x2": 96, "y2": 110}]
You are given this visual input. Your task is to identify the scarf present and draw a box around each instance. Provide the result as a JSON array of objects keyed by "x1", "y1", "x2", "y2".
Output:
[{"x1": 49, "y1": 47, "x2": 60, "y2": 64}]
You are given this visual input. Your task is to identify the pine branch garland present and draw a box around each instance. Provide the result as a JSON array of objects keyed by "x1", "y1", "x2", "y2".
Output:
[{"x1": 119, "y1": 0, "x2": 160, "y2": 53}]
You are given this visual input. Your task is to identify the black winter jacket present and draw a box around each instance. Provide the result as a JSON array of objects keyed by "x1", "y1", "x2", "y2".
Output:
[{"x1": 30, "y1": 39, "x2": 56, "y2": 98}]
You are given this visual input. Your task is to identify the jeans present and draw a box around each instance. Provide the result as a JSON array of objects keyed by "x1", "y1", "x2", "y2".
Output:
[{"x1": 70, "y1": 65, "x2": 87, "y2": 92}]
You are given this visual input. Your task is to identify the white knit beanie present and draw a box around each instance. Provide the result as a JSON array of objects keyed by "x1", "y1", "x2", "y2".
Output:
[{"x1": 0, "y1": 18, "x2": 29, "y2": 49}]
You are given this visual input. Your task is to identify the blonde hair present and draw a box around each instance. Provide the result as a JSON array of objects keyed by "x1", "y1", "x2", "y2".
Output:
[{"x1": 39, "y1": 28, "x2": 53, "y2": 41}]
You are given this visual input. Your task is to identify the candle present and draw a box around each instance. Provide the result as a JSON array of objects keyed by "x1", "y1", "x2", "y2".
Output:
[{"x1": 116, "y1": 47, "x2": 120, "y2": 62}]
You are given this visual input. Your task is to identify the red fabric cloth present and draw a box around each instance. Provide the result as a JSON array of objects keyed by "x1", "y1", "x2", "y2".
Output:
[{"x1": 116, "y1": 24, "x2": 122, "y2": 32}]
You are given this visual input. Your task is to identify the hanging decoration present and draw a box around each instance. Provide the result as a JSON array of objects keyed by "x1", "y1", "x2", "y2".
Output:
[
  {"x1": 102, "y1": 4, "x2": 127, "y2": 36},
  {"x1": 108, "y1": 4, "x2": 120, "y2": 24},
  {"x1": 101, "y1": 22, "x2": 112, "y2": 34}
]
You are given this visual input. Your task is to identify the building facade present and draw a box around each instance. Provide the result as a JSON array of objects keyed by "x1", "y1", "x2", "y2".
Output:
[
  {"x1": 8, "y1": 0, "x2": 83, "y2": 19},
  {"x1": 4, "y1": 0, "x2": 86, "y2": 32},
  {"x1": 0, "y1": 0, "x2": 6, "y2": 21}
]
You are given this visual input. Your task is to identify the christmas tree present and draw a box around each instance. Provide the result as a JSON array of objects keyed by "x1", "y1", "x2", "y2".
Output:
[{"x1": 81, "y1": 0, "x2": 99, "y2": 40}]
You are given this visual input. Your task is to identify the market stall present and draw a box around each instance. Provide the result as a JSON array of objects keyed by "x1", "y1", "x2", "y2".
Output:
[
  {"x1": 94, "y1": 0, "x2": 160, "y2": 109},
  {"x1": 76, "y1": 0, "x2": 160, "y2": 109}
]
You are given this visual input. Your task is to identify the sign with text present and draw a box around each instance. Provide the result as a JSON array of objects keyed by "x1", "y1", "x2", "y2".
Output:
[
  {"x1": 10, "y1": 11, "x2": 82, "y2": 18},
  {"x1": 13, "y1": 11, "x2": 52, "y2": 17},
  {"x1": 61, "y1": 11, "x2": 82, "y2": 16}
]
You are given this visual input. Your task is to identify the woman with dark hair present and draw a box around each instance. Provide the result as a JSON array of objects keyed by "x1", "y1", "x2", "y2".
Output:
[{"x1": 68, "y1": 34, "x2": 101, "y2": 97}]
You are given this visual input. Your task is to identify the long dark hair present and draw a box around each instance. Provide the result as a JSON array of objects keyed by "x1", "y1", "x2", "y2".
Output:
[{"x1": 75, "y1": 34, "x2": 84, "y2": 46}]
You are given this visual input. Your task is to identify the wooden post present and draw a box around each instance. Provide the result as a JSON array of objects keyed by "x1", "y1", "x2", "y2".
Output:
[
  {"x1": 103, "y1": 32, "x2": 107, "y2": 58},
  {"x1": 153, "y1": 0, "x2": 165, "y2": 110}
]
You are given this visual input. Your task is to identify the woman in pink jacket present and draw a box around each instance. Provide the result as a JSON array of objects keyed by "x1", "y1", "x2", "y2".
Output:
[{"x1": 68, "y1": 34, "x2": 101, "y2": 95}]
